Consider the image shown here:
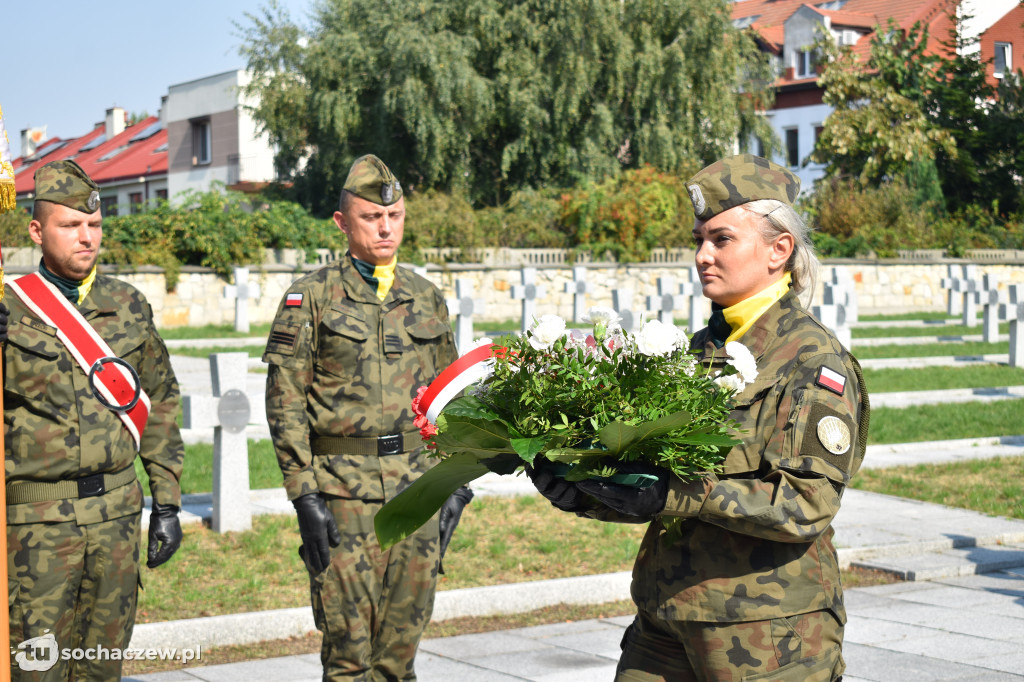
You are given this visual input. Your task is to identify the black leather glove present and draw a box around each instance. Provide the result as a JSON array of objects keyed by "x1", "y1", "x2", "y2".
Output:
[
  {"x1": 576, "y1": 466, "x2": 669, "y2": 519},
  {"x1": 525, "y1": 458, "x2": 587, "y2": 512},
  {"x1": 293, "y1": 493, "x2": 342, "y2": 575},
  {"x1": 0, "y1": 300, "x2": 9, "y2": 343},
  {"x1": 438, "y1": 487, "x2": 474, "y2": 573},
  {"x1": 147, "y1": 502, "x2": 183, "y2": 568}
]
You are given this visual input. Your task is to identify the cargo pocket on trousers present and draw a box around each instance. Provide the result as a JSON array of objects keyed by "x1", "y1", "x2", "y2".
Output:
[{"x1": 742, "y1": 645, "x2": 842, "y2": 682}]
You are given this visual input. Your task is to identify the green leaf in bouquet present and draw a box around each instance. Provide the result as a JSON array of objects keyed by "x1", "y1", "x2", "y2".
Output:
[
  {"x1": 430, "y1": 415, "x2": 514, "y2": 458},
  {"x1": 597, "y1": 410, "x2": 692, "y2": 454},
  {"x1": 374, "y1": 453, "x2": 491, "y2": 550},
  {"x1": 441, "y1": 395, "x2": 503, "y2": 422},
  {"x1": 543, "y1": 447, "x2": 609, "y2": 464},
  {"x1": 509, "y1": 435, "x2": 550, "y2": 463},
  {"x1": 672, "y1": 432, "x2": 742, "y2": 447}
]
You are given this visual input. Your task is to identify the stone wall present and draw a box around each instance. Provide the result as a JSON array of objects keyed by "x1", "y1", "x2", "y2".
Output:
[{"x1": 4, "y1": 259, "x2": 1023, "y2": 329}]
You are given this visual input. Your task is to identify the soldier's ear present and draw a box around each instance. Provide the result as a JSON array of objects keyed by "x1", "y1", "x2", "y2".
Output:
[
  {"x1": 333, "y1": 211, "x2": 348, "y2": 236},
  {"x1": 28, "y1": 219, "x2": 44, "y2": 246},
  {"x1": 768, "y1": 233, "x2": 794, "y2": 270}
]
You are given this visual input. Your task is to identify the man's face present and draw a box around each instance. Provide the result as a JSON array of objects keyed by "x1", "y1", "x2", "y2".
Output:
[
  {"x1": 333, "y1": 194, "x2": 405, "y2": 265},
  {"x1": 29, "y1": 202, "x2": 103, "y2": 280}
]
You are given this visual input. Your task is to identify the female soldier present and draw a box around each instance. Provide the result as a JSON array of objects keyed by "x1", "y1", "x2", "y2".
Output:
[{"x1": 528, "y1": 154, "x2": 869, "y2": 682}]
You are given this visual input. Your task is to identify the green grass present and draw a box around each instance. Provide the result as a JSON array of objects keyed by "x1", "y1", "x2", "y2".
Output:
[
  {"x1": 852, "y1": 455, "x2": 1024, "y2": 519},
  {"x1": 859, "y1": 311, "x2": 957, "y2": 322},
  {"x1": 868, "y1": 398, "x2": 1024, "y2": 444},
  {"x1": 170, "y1": 344, "x2": 268, "y2": 359},
  {"x1": 853, "y1": 322, "x2": 1009, "y2": 339},
  {"x1": 851, "y1": 340, "x2": 1006, "y2": 359},
  {"x1": 136, "y1": 440, "x2": 283, "y2": 495},
  {"x1": 863, "y1": 365, "x2": 1024, "y2": 393}
]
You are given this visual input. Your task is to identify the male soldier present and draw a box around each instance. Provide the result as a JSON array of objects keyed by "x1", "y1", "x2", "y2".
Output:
[
  {"x1": 264, "y1": 154, "x2": 469, "y2": 680},
  {"x1": 1, "y1": 160, "x2": 184, "y2": 680},
  {"x1": 529, "y1": 154, "x2": 869, "y2": 681}
]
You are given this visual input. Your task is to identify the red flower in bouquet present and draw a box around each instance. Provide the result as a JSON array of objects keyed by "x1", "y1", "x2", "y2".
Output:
[{"x1": 412, "y1": 385, "x2": 438, "y2": 444}]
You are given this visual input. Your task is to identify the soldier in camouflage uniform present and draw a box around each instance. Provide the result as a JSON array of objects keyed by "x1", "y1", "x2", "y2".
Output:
[
  {"x1": 263, "y1": 155, "x2": 462, "y2": 681},
  {"x1": 2, "y1": 160, "x2": 184, "y2": 681},
  {"x1": 528, "y1": 154, "x2": 869, "y2": 681}
]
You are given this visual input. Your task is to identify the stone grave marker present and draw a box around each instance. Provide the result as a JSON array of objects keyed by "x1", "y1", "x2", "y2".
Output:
[
  {"x1": 563, "y1": 266, "x2": 592, "y2": 323},
  {"x1": 223, "y1": 266, "x2": 261, "y2": 334},
  {"x1": 612, "y1": 288, "x2": 640, "y2": 333},
  {"x1": 645, "y1": 276, "x2": 687, "y2": 326},
  {"x1": 511, "y1": 267, "x2": 547, "y2": 333},
  {"x1": 446, "y1": 278, "x2": 487, "y2": 353}
]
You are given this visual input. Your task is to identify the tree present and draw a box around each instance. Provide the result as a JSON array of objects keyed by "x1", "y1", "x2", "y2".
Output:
[
  {"x1": 811, "y1": 19, "x2": 956, "y2": 184},
  {"x1": 237, "y1": 0, "x2": 777, "y2": 213}
]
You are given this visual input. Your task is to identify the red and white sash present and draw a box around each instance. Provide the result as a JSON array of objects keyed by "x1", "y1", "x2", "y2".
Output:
[{"x1": 8, "y1": 273, "x2": 150, "y2": 450}]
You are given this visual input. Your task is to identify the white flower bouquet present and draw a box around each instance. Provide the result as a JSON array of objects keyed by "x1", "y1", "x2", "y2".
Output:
[{"x1": 375, "y1": 308, "x2": 756, "y2": 549}]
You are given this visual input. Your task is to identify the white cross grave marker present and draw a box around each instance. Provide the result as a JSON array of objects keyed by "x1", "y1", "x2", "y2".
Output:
[
  {"x1": 612, "y1": 288, "x2": 640, "y2": 334},
  {"x1": 446, "y1": 279, "x2": 487, "y2": 353},
  {"x1": 564, "y1": 267, "x2": 593, "y2": 323},
  {"x1": 646, "y1": 276, "x2": 687, "y2": 325},
  {"x1": 511, "y1": 267, "x2": 547, "y2": 333},
  {"x1": 181, "y1": 352, "x2": 264, "y2": 533},
  {"x1": 940, "y1": 264, "x2": 963, "y2": 316},
  {"x1": 959, "y1": 264, "x2": 982, "y2": 328},
  {"x1": 976, "y1": 273, "x2": 1002, "y2": 343},
  {"x1": 223, "y1": 266, "x2": 261, "y2": 333},
  {"x1": 830, "y1": 266, "x2": 858, "y2": 325},
  {"x1": 814, "y1": 288, "x2": 851, "y2": 350},
  {"x1": 679, "y1": 266, "x2": 705, "y2": 332},
  {"x1": 1000, "y1": 284, "x2": 1024, "y2": 368}
]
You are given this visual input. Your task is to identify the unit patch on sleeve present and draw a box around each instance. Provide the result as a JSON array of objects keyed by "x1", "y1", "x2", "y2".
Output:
[
  {"x1": 285, "y1": 293, "x2": 304, "y2": 307},
  {"x1": 815, "y1": 365, "x2": 847, "y2": 396}
]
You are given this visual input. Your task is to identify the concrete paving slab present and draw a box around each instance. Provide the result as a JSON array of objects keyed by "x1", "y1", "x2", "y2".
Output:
[
  {"x1": 853, "y1": 334, "x2": 988, "y2": 346},
  {"x1": 872, "y1": 385, "x2": 1024, "y2": 408},
  {"x1": 843, "y1": 642, "x2": 1024, "y2": 681},
  {"x1": 863, "y1": 435, "x2": 1024, "y2": 468},
  {"x1": 855, "y1": 543, "x2": 1024, "y2": 580},
  {"x1": 417, "y1": 653, "x2": 525, "y2": 681}
]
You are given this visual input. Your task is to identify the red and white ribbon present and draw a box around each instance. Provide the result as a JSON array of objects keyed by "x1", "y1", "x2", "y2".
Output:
[{"x1": 419, "y1": 343, "x2": 502, "y2": 423}]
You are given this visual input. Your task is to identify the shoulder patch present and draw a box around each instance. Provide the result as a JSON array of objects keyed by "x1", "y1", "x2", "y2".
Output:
[
  {"x1": 266, "y1": 321, "x2": 301, "y2": 356},
  {"x1": 815, "y1": 365, "x2": 846, "y2": 396},
  {"x1": 285, "y1": 293, "x2": 304, "y2": 307}
]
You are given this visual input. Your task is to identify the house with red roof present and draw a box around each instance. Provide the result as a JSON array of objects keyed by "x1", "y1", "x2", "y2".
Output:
[
  {"x1": 735, "y1": 0, "x2": 1023, "y2": 190},
  {"x1": 12, "y1": 70, "x2": 276, "y2": 215}
]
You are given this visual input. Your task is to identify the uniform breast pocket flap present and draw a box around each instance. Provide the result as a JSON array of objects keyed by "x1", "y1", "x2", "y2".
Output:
[
  {"x1": 7, "y1": 319, "x2": 60, "y2": 361},
  {"x1": 322, "y1": 307, "x2": 373, "y2": 342},
  {"x1": 406, "y1": 317, "x2": 449, "y2": 343}
]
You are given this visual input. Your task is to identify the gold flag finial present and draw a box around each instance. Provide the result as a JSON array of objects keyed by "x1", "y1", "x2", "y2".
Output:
[{"x1": 0, "y1": 103, "x2": 16, "y2": 214}]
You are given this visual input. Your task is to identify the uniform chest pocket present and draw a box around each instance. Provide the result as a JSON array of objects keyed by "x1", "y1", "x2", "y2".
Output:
[
  {"x1": 406, "y1": 317, "x2": 450, "y2": 378},
  {"x1": 721, "y1": 373, "x2": 784, "y2": 475},
  {"x1": 4, "y1": 319, "x2": 70, "y2": 412},
  {"x1": 317, "y1": 307, "x2": 374, "y2": 378}
]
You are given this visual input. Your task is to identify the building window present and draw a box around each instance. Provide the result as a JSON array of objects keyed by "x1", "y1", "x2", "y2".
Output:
[
  {"x1": 796, "y1": 49, "x2": 817, "y2": 77},
  {"x1": 156, "y1": 189, "x2": 168, "y2": 201},
  {"x1": 191, "y1": 119, "x2": 212, "y2": 165},
  {"x1": 785, "y1": 128, "x2": 799, "y2": 168},
  {"x1": 130, "y1": 192, "x2": 143, "y2": 214},
  {"x1": 100, "y1": 196, "x2": 118, "y2": 217},
  {"x1": 995, "y1": 42, "x2": 1012, "y2": 78}
]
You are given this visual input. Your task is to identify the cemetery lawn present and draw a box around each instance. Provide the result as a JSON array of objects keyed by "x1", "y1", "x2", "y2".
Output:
[
  {"x1": 852, "y1": 340, "x2": 1006, "y2": 359},
  {"x1": 860, "y1": 312, "x2": 956, "y2": 322},
  {"x1": 869, "y1": 399, "x2": 1024, "y2": 444},
  {"x1": 852, "y1": 322, "x2": 1010, "y2": 338},
  {"x1": 863, "y1": 365, "x2": 1024, "y2": 392},
  {"x1": 852, "y1": 455, "x2": 1024, "y2": 520},
  {"x1": 158, "y1": 323, "x2": 272, "y2": 339},
  {"x1": 135, "y1": 440, "x2": 283, "y2": 494},
  {"x1": 170, "y1": 344, "x2": 267, "y2": 359}
]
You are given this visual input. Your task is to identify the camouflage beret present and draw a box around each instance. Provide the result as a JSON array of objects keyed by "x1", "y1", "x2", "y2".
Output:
[
  {"x1": 686, "y1": 154, "x2": 800, "y2": 220},
  {"x1": 341, "y1": 154, "x2": 403, "y2": 207},
  {"x1": 34, "y1": 159, "x2": 101, "y2": 214}
]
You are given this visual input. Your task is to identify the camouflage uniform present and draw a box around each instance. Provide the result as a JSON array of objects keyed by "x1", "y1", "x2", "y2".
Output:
[
  {"x1": 584, "y1": 155, "x2": 869, "y2": 681},
  {"x1": 263, "y1": 256, "x2": 457, "y2": 681},
  {"x1": 5, "y1": 275, "x2": 185, "y2": 681}
]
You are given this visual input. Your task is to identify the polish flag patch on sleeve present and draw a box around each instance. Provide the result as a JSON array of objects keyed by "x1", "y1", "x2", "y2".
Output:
[
  {"x1": 815, "y1": 366, "x2": 847, "y2": 396},
  {"x1": 285, "y1": 293, "x2": 304, "y2": 307}
]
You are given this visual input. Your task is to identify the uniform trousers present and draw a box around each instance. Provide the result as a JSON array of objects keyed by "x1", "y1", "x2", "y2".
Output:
[
  {"x1": 615, "y1": 607, "x2": 844, "y2": 682},
  {"x1": 8, "y1": 513, "x2": 141, "y2": 681},
  {"x1": 312, "y1": 496, "x2": 439, "y2": 682}
]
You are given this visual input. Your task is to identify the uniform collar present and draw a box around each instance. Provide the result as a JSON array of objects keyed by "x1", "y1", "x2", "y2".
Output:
[{"x1": 340, "y1": 253, "x2": 409, "y2": 305}]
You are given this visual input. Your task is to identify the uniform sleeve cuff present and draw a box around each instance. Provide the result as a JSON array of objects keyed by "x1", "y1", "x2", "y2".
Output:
[
  {"x1": 284, "y1": 471, "x2": 320, "y2": 501},
  {"x1": 661, "y1": 475, "x2": 713, "y2": 518}
]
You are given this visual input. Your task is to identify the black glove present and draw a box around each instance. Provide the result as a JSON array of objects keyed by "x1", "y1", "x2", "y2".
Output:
[
  {"x1": 147, "y1": 502, "x2": 183, "y2": 568},
  {"x1": 293, "y1": 493, "x2": 342, "y2": 575},
  {"x1": 438, "y1": 487, "x2": 474, "y2": 573},
  {"x1": 576, "y1": 466, "x2": 669, "y2": 519},
  {"x1": 0, "y1": 300, "x2": 9, "y2": 343},
  {"x1": 525, "y1": 458, "x2": 587, "y2": 512}
]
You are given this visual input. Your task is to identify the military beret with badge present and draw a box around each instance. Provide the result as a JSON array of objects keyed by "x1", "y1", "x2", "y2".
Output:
[
  {"x1": 340, "y1": 154, "x2": 403, "y2": 208},
  {"x1": 686, "y1": 153, "x2": 800, "y2": 220},
  {"x1": 34, "y1": 159, "x2": 101, "y2": 214}
]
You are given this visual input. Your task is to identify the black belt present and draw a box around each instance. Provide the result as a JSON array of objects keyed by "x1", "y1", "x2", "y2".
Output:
[
  {"x1": 311, "y1": 430, "x2": 422, "y2": 457},
  {"x1": 6, "y1": 466, "x2": 138, "y2": 505}
]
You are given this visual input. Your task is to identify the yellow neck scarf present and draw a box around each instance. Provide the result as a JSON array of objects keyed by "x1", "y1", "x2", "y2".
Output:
[
  {"x1": 78, "y1": 265, "x2": 97, "y2": 305},
  {"x1": 373, "y1": 257, "x2": 397, "y2": 301},
  {"x1": 722, "y1": 272, "x2": 792, "y2": 344}
]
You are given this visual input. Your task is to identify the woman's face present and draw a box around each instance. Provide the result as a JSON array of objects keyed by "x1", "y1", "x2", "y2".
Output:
[{"x1": 692, "y1": 205, "x2": 794, "y2": 308}]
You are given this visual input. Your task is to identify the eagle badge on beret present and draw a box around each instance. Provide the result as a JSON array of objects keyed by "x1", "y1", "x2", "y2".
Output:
[
  {"x1": 381, "y1": 183, "x2": 394, "y2": 204},
  {"x1": 688, "y1": 184, "x2": 706, "y2": 217},
  {"x1": 88, "y1": 190, "x2": 100, "y2": 212}
]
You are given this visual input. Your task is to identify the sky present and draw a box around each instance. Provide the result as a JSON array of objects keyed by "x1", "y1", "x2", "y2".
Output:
[{"x1": 2, "y1": 0, "x2": 312, "y2": 159}]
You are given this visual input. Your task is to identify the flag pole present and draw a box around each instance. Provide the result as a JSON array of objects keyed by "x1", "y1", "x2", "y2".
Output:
[{"x1": 1, "y1": 102, "x2": 17, "y2": 679}]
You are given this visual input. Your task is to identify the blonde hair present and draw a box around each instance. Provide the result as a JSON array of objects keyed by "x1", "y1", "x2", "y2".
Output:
[{"x1": 742, "y1": 199, "x2": 819, "y2": 302}]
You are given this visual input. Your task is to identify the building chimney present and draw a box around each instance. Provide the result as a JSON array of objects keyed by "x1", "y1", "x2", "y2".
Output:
[
  {"x1": 105, "y1": 107, "x2": 125, "y2": 139},
  {"x1": 159, "y1": 95, "x2": 168, "y2": 129},
  {"x1": 20, "y1": 126, "x2": 47, "y2": 158}
]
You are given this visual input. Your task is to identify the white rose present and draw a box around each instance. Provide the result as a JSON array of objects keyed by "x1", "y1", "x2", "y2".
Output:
[
  {"x1": 724, "y1": 342, "x2": 758, "y2": 384},
  {"x1": 714, "y1": 373, "x2": 745, "y2": 393},
  {"x1": 634, "y1": 319, "x2": 682, "y2": 357},
  {"x1": 529, "y1": 314, "x2": 567, "y2": 350},
  {"x1": 581, "y1": 306, "x2": 621, "y2": 326}
]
